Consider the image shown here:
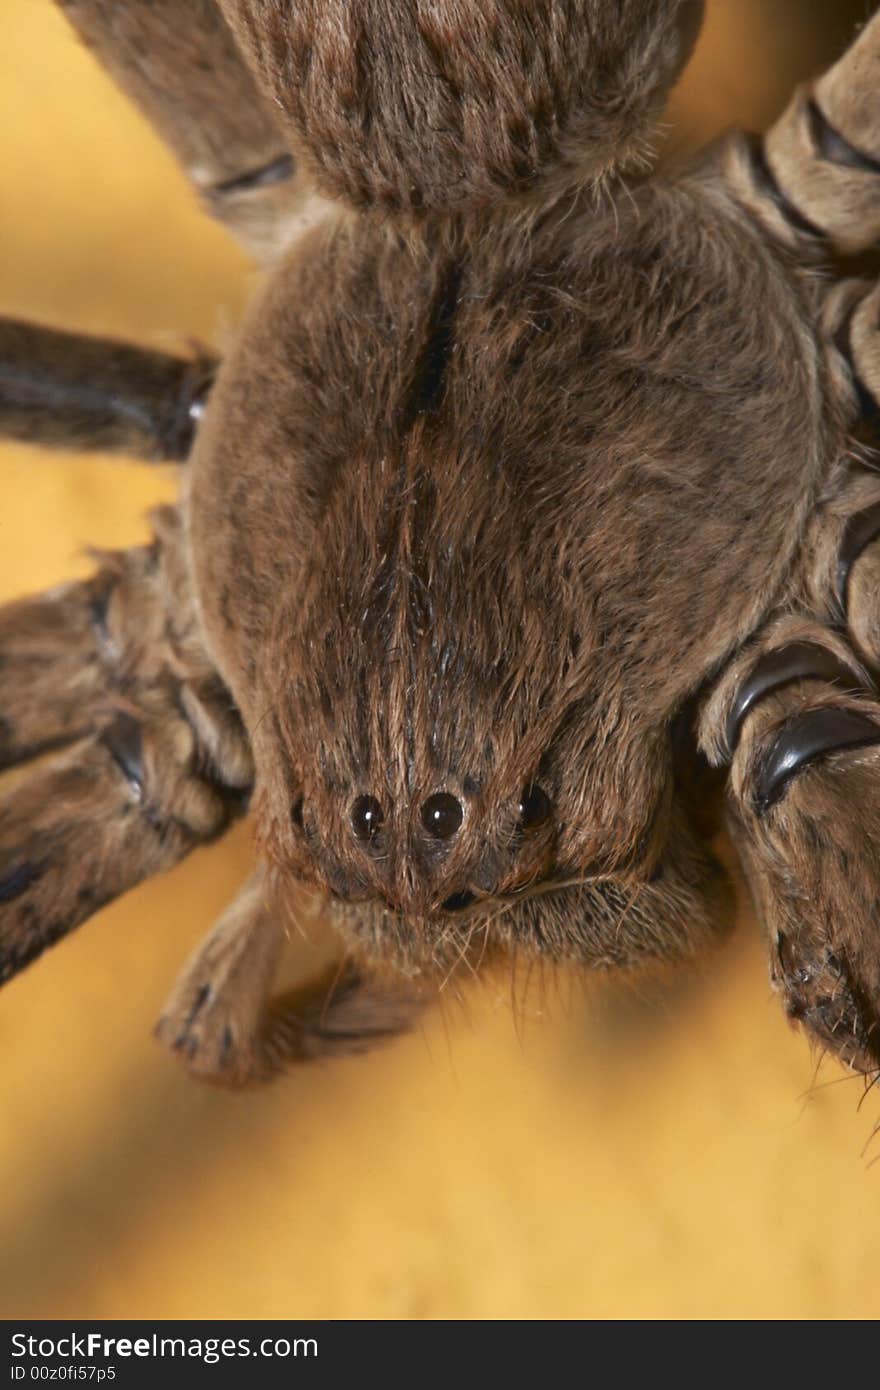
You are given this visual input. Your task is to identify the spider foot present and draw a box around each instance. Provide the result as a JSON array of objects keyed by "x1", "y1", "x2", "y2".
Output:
[
  {"x1": 155, "y1": 872, "x2": 427, "y2": 1084},
  {"x1": 0, "y1": 506, "x2": 252, "y2": 987},
  {"x1": 155, "y1": 871, "x2": 284, "y2": 1085}
]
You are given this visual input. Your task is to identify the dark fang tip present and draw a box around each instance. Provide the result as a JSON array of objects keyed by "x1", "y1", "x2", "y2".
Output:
[{"x1": 755, "y1": 706, "x2": 880, "y2": 813}]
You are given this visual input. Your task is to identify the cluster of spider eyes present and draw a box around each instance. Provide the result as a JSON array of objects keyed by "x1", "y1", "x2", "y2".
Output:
[
  {"x1": 290, "y1": 786, "x2": 551, "y2": 840},
  {"x1": 347, "y1": 785, "x2": 552, "y2": 842}
]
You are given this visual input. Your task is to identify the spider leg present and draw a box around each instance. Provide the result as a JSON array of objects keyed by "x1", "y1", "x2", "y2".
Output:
[
  {"x1": 54, "y1": 0, "x2": 323, "y2": 264},
  {"x1": 714, "y1": 9, "x2": 880, "y2": 258},
  {"x1": 839, "y1": 488, "x2": 880, "y2": 677},
  {"x1": 700, "y1": 601, "x2": 880, "y2": 1074},
  {"x1": 0, "y1": 318, "x2": 215, "y2": 460},
  {"x1": 155, "y1": 869, "x2": 428, "y2": 1085},
  {"x1": 0, "y1": 563, "x2": 131, "y2": 770},
  {"x1": 0, "y1": 715, "x2": 245, "y2": 987},
  {"x1": 1, "y1": 507, "x2": 201, "y2": 769},
  {"x1": 0, "y1": 505, "x2": 253, "y2": 985},
  {"x1": 693, "y1": 13, "x2": 880, "y2": 436},
  {"x1": 820, "y1": 280, "x2": 880, "y2": 437}
]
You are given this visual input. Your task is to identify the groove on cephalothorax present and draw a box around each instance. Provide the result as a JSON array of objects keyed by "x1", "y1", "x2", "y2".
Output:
[
  {"x1": 402, "y1": 260, "x2": 463, "y2": 422},
  {"x1": 743, "y1": 133, "x2": 825, "y2": 241},
  {"x1": 806, "y1": 97, "x2": 880, "y2": 178}
]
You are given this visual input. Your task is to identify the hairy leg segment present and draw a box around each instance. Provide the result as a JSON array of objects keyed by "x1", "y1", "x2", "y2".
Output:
[
  {"x1": 0, "y1": 318, "x2": 214, "y2": 461},
  {"x1": 54, "y1": 0, "x2": 321, "y2": 264},
  {"x1": 700, "y1": 473, "x2": 880, "y2": 1072}
]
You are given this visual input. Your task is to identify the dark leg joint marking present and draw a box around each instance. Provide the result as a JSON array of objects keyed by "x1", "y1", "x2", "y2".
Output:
[
  {"x1": 725, "y1": 641, "x2": 863, "y2": 758},
  {"x1": 184, "y1": 983, "x2": 212, "y2": 1031},
  {"x1": 0, "y1": 715, "x2": 12, "y2": 764},
  {"x1": 836, "y1": 500, "x2": 880, "y2": 614},
  {"x1": 754, "y1": 706, "x2": 880, "y2": 814},
  {"x1": 210, "y1": 153, "x2": 296, "y2": 198},
  {"x1": 0, "y1": 860, "x2": 45, "y2": 904},
  {"x1": 744, "y1": 133, "x2": 825, "y2": 241},
  {"x1": 88, "y1": 572, "x2": 115, "y2": 650},
  {"x1": 0, "y1": 882, "x2": 115, "y2": 986},
  {"x1": 101, "y1": 712, "x2": 145, "y2": 798},
  {"x1": 219, "y1": 1026, "x2": 234, "y2": 1066},
  {"x1": 832, "y1": 302, "x2": 880, "y2": 428},
  {"x1": 159, "y1": 363, "x2": 215, "y2": 461},
  {"x1": 806, "y1": 97, "x2": 880, "y2": 177}
]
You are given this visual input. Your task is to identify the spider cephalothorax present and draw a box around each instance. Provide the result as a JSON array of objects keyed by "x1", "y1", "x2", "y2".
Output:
[
  {"x1": 190, "y1": 179, "x2": 822, "y2": 952},
  {"x1": 4, "y1": 1, "x2": 880, "y2": 1084}
]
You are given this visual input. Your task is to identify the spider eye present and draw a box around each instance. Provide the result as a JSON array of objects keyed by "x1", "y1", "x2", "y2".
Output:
[
  {"x1": 291, "y1": 796, "x2": 304, "y2": 829},
  {"x1": 518, "y1": 784, "x2": 551, "y2": 830},
  {"x1": 351, "y1": 795, "x2": 384, "y2": 841},
  {"x1": 421, "y1": 792, "x2": 463, "y2": 839}
]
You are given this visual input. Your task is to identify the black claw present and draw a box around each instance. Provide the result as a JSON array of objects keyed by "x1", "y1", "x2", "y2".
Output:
[
  {"x1": 755, "y1": 706, "x2": 880, "y2": 813},
  {"x1": 724, "y1": 642, "x2": 862, "y2": 758}
]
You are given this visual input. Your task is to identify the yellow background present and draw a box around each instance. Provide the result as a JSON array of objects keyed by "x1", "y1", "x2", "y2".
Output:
[{"x1": 1, "y1": 0, "x2": 878, "y2": 1320}]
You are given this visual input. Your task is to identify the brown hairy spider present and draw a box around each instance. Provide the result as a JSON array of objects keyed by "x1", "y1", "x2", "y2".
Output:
[{"x1": 3, "y1": 0, "x2": 880, "y2": 1087}]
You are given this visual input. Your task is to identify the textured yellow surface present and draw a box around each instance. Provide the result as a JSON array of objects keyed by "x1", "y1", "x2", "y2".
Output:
[{"x1": 1, "y1": 1, "x2": 879, "y2": 1321}]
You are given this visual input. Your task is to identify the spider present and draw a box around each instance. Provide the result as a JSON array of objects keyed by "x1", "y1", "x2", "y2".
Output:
[{"x1": 3, "y1": 0, "x2": 880, "y2": 1088}]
